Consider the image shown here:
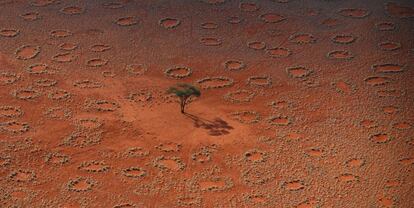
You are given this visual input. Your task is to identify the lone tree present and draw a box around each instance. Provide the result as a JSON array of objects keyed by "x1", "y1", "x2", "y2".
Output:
[{"x1": 167, "y1": 83, "x2": 201, "y2": 114}]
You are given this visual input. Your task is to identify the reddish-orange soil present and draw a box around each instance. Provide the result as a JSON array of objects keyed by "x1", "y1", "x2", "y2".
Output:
[{"x1": 0, "y1": 0, "x2": 413, "y2": 207}]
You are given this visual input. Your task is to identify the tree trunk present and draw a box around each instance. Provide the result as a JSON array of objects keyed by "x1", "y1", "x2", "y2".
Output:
[{"x1": 180, "y1": 98, "x2": 185, "y2": 113}]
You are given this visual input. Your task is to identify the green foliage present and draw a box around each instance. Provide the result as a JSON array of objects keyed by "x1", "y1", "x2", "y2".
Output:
[
  {"x1": 167, "y1": 83, "x2": 200, "y2": 98},
  {"x1": 167, "y1": 83, "x2": 201, "y2": 113}
]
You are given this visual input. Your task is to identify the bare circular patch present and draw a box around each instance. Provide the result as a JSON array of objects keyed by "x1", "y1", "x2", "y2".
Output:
[
  {"x1": 102, "y1": 71, "x2": 116, "y2": 77},
  {"x1": 196, "y1": 76, "x2": 234, "y2": 89},
  {"x1": 268, "y1": 115, "x2": 291, "y2": 126},
  {"x1": 87, "y1": 58, "x2": 108, "y2": 67},
  {"x1": 60, "y1": 6, "x2": 84, "y2": 15},
  {"x1": 247, "y1": 41, "x2": 266, "y2": 50},
  {"x1": 164, "y1": 66, "x2": 192, "y2": 79},
  {"x1": 45, "y1": 152, "x2": 70, "y2": 165},
  {"x1": 44, "y1": 106, "x2": 72, "y2": 120},
  {"x1": 63, "y1": 131, "x2": 103, "y2": 147},
  {"x1": 200, "y1": 37, "x2": 222, "y2": 46},
  {"x1": 0, "y1": 72, "x2": 20, "y2": 85},
  {"x1": 331, "y1": 34, "x2": 356, "y2": 44},
  {"x1": 52, "y1": 53, "x2": 75, "y2": 63},
  {"x1": 393, "y1": 122, "x2": 411, "y2": 130},
  {"x1": 338, "y1": 8, "x2": 370, "y2": 18},
  {"x1": 50, "y1": 29, "x2": 72, "y2": 38},
  {"x1": 123, "y1": 147, "x2": 150, "y2": 158},
  {"x1": 266, "y1": 47, "x2": 291, "y2": 58},
  {"x1": 244, "y1": 192, "x2": 272, "y2": 206},
  {"x1": 240, "y1": 2, "x2": 259, "y2": 12},
  {"x1": 241, "y1": 166, "x2": 275, "y2": 186},
  {"x1": 67, "y1": 177, "x2": 96, "y2": 192},
  {"x1": 231, "y1": 111, "x2": 260, "y2": 124},
  {"x1": 345, "y1": 158, "x2": 365, "y2": 168},
  {"x1": 125, "y1": 64, "x2": 147, "y2": 76},
  {"x1": 15, "y1": 45, "x2": 40, "y2": 60},
  {"x1": 382, "y1": 106, "x2": 398, "y2": 114},
  {"x1": 177, "y1": 195, "x2": 202, "y2": 207},
  {"x1": 260, "y1": 13, "x2": 286, "y2": 23},
  {"x1": 115, "y1": 16, "x2": 139, "y2": 26},
  {"x1": 11, "y1": 88, "x2": 41, "y2": 100},
  {"x1": 191, "y1": 151, "x2": 211, "y2": 163},
  {"x1": 112, "y1": 203, "x2": 137, "y2": 208},
  {"x1": 399, "y1": 157, "x2": 414, "y2": 166},
  {"x1": 372, "y1": 63, "x2": 404, "y2": 73},
  {"x1": 247, "y1": 75, "x2": 272, "y2": 87},
  {"x1": 364, "y1": 76, "x2": 391, "y2": 86},
  {"x1": 84, "y1": 99, "x2": 119, "y2": 112},
  {"x1": 385, "y1": 2, "x2": 414, "y2": 18},
  {"x1": 74, "y1": 80, "x2": 103, "y2": 88},
  {"x1": 48, "y1": 89, "x2": 71, "y2": 101},
  {"x1": 127, "y1": 91, "x2": 152, "y2": 103},
  {"x1": 284, "y1": 180, "x2": 305, "y2": 191},
  {"x1": 327, "y1": 50, "x2": 354, "y2": 60},
  {"x1": 201, "y1": 22, "x2": 218, "y2": 29},
  {"x1": 378, "y1": 41, "x2": 401, "y2": 51},
  {"x1": 375, "y1": 22, "x2": 395, "y2": 31},
  {"x1": 0, "y1": 28, "x2": 19, "y2": 37},
  {"x1": 224, "y1": 90, "x2": 255, "y2": 103},
  {"x1": 20, "y1": 12, "x2": 41, "y2": 21},
  {"x1": 9, "y1": 170, "x2": 36, "y2": 182},
  {"x1": 159, "y1": 17, "x2": 181, "y2": 29},
  {"x1": 223, "y1": 60, "x2": 245, "y2": 71},
  {"x1": 243, "y1": 149, "x2": 268, "y2": 163},
  {"x1": 79, "y1": 160, "x2": 109, "y2": 172},
  {"x1": 122, "y1": 167, "x2": 147, "y2": 178},
  {"x1": 34, "y1": 78, "x2": 57, "y2": 87},
  {"x1": 336, "y1": 173, "x2": 359, "y2": 183},
  {"x1": 90, "y1": 44, "x2": 111, "y2": 52},
  {"x1": 376, "y1": 89, "x2": 405, "y2": 98},
  {"x1": 0, "y1": 106, "x2": 23, "y2": 118},
  {"x1": 156, "y1": 142, "x2": 182, "y2": 152},
  {"x1": 370, "y1": 133, "x2": 392, "y2": 144},
  {"x1": 153, "y1": 156, "x2": 186, "y2": 171},
  {"x1": 0, "y1": 121, "x2": 29, "y2": 134},
  {"x1": 332, "y1": 80, "x2": 355, "y2": 95},
  {"x1": 196, "y1": 177, "x2": 233, "y2": 192},
  {"x1": 58, "y1": 42, "x2": 78, "y2": 51},
  {"x1": 286, "y1": 66, "x2": 312, "y2": 78},
  {"x1": 26, "y1": 63, "x2": 49, "y2": 74},
  {"x1": 30, "y1": 0, "x2": 55, "y2": 7},
  {"x1": 288, "y1": 33, "x2": 316, "y2": 44},
  {"x1": 0, "y1": 155, "x2": 12, "y2": 167}
]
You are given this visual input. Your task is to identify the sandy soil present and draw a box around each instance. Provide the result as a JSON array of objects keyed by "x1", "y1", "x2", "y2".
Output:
[{"x1": 0, "y1": 0, "x2": 413, "y2": 207}]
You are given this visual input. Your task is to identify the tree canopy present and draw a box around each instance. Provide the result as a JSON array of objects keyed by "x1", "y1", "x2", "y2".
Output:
[{"x1": 167, "y1": 83, "x2": 201, "y2": 113}]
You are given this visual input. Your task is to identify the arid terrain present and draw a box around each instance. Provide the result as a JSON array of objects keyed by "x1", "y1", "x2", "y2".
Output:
[{"x1": 0, "y1": 0, "x2": 413, "y2": 207}]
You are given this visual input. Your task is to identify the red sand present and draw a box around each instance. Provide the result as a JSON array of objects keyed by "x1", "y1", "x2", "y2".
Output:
[{"x1": 0, "y1": 0, "x2": 413, "y2": 207}]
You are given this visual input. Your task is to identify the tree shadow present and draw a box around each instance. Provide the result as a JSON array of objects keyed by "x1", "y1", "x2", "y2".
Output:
[{"x1": 184, "y1": 113, "x2": 233, "y2": 136}]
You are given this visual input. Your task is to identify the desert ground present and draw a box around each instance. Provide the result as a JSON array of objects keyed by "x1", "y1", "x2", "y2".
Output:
[{"x1": 0, "y1": 0, "x2": 413, "y2": 207}]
